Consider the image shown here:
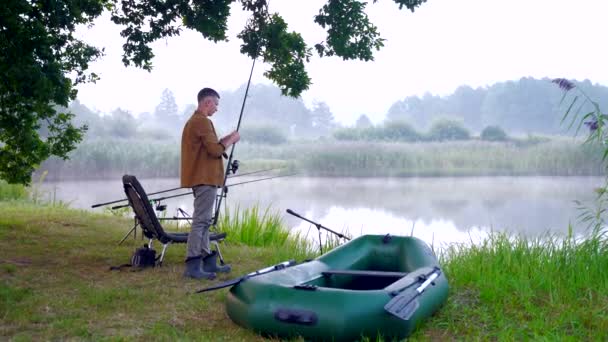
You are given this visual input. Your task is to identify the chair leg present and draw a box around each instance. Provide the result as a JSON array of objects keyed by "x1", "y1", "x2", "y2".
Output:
[
  {"x1": 158, "y1": 243, "x2": 170, "y2": 266},
  {"x1": 211, "y1": 241, "x2": 225, "y2": 265},
  {"x1": 118, "y1": 219, "x2": 139, "y2": 245}
]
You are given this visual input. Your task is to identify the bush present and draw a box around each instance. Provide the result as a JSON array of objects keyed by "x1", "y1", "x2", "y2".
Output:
[
  {"x1": 333, "y1": 127, "x2": 372, "y2": 141},
  {"x1": 333, "y1": 122, "x2": 420, "y2": 142},
  {"x1": 427, "y1": 119, "x2": 470, "y2": 141},
  {"x1": 481, "y1": 125, "x2": 508, "y2": 141},
  {"x1": 240, "y1": 125, "x2": 287, "y2": 145},
  {"x1": 378, "y1": 121, "x2": 420, "y2": 142}
]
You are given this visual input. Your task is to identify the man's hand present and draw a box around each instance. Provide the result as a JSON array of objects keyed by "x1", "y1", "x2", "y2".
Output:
[{"x1": 220, "y1": 131, "x2": 241, "y2": 148}]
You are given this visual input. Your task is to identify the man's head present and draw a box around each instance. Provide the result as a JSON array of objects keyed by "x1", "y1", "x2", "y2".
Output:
[{"x1": 197, "y1": 88, "x2": 220, "y2": 116}]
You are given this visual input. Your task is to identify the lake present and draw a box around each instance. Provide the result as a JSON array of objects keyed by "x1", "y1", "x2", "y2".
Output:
[{"x1": 42, "y1": 176, "x2": 603, "y2": 249}]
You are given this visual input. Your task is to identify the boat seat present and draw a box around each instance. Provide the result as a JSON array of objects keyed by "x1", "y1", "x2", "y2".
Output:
[{"x1": 322, "y1": 270, "x2": 408, "y2": 278}]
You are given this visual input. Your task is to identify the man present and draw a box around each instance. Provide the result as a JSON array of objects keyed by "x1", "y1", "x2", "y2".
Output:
[{"x1": 181, "y1": 87, "x2": 240, "y2": 280}]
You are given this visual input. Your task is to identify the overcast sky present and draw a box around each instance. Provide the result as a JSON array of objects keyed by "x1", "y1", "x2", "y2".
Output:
[{"x1": 75, "y1": 0, "x2": 608, "y2": 125}]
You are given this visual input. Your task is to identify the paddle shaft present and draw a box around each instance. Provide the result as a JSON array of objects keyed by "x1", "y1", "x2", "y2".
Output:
[{"x1": 195, "y1": 259, "x2": 296, "y2": 293}]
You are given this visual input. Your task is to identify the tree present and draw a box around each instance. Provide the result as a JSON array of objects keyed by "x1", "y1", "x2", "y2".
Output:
[
  {"x1": 427, "y1": 119, "x2": 470, "y2": 141},
  {"x1": 0, "y1": 0, "x2": 104, "y2": 184},
  {"x1": 480, "y1": 125, "x2": 508, "y2": 142},
  {"x1": 1, "y1": 0, "x2": 427, "y2": 184},
  {"x1": 310, "y1": 101, "x2": 336, "y2": 137},
  {"x1": 445, "y1": 85, "x2": 485, "y2": 131},
  {"x1": 153, "y1": 88, "x2": 180, "y2": 133},
  {"x1": 355, "y1": 114, "x2": 373, "y2": 129},
  {"x1": 104, "y1": 108, "x2": 138, "y2": 138},
  {"x1": 216, "y1": 83, "x2": 313, "y2": 137},
  {"x1": 154, "y1": 89, "x2": 179, "y2": 122}
]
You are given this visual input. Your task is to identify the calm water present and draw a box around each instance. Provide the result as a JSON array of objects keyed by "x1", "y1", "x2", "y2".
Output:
[{"x1": 43, "y1": 176, "x2": 603, "y2": 248}]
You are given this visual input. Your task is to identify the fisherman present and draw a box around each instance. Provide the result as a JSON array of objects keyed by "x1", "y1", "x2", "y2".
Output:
[{"x1": 181, "y1": 87, "x2": 240, "y2": 280}]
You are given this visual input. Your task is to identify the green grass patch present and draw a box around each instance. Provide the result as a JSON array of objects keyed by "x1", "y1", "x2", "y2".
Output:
[
  {"x1": 0, "y1": 181, "x2": 27, "y2": 201},
  {"x1": 0, "y1": 201, "x2": 606, "y2": 340},
  {"x1": 408, "y1": 229, "x2": 608, "y2": 340}
]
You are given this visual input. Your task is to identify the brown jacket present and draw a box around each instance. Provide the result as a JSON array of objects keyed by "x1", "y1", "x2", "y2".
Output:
[{"x1": 180, "y1": 111, "x2": 225, "y2": 188}]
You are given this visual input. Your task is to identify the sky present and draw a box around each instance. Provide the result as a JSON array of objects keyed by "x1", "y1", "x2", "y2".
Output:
[{"x1": 75, "y1": 0, "x2": 608, "y2": 125}]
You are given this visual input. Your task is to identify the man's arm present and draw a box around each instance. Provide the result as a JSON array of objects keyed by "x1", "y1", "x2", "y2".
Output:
[{"x1": 195, "y1": 118, "x2": 226, "y2": 158}]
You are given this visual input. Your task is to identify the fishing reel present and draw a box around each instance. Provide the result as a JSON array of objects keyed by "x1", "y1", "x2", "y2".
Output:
[
  {"x1": 230, "y1": 159, "x2": 240, "y2": 174},
  {"x1": 154, "y1": 201, "x2": 167, "y2": 212}
]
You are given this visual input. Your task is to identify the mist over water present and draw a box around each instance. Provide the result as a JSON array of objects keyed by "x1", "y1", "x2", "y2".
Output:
[{"x1": 44, "y1": 176, "x2": 603, "y2": 248}]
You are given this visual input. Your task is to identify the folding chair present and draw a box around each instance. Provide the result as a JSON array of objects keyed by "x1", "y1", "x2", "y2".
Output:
[{"x1": 122, "y1": 174, "x2": 227, "y2": 266}]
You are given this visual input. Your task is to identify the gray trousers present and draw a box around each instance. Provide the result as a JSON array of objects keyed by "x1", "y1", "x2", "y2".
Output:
[{"x1": 186, "y1": 185, "x2": 217, "y2": 259}]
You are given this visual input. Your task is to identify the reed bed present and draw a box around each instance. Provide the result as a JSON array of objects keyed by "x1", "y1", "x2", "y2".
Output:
[{"x1": 39, "y1": 138, "x2": 605, "y2": 180}]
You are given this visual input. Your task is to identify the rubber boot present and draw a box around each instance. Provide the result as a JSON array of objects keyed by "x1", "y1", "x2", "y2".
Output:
[
  {"x1": 202, "y1": 251, "x2": 232, "y2": 273},
  {"x1": 183, "y1": 256, "x2": 216, "y2": 280}
]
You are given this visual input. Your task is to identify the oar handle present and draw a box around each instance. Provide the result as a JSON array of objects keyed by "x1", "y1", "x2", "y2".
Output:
[
  {"x1": 194, "y1": 259, "x2": 296, "y2": 294},
  {"x1": 416, "y1": 271, "x2": 439, "y2": 293},
  {"x1": 249, "y1": 259, "x2": 296, "y2": 276}
]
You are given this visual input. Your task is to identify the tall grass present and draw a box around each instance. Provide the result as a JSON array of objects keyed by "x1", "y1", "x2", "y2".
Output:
[
  {"x1": 216, "y1": 204, "x2": 321, "y2": 262},
  {"x1": 298, "y1": 140, "x2": 604, "y2": 177},
  {"x1": 0, "y1": 181, "x2": 27, "y2": 200},
  {"x1": 423, "y1": 228, "x2": 608, "y2": 339},
  {"x1": 37, "y1": 138, "x2": 605, "y2": 180}
]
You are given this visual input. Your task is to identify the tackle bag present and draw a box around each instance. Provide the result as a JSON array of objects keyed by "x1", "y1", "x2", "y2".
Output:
[{"x1": 110, "y1": 244, "x2": 157, "y2": 271}]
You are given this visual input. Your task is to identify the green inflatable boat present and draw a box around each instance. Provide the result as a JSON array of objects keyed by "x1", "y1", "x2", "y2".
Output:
[{"x1": 225, "y1": 234, "x2": 449, "y2": 341}]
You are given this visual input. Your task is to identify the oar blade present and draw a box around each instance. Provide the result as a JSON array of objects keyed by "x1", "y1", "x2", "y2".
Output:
[{"x1": 384, "y1": 289, "x2": 420, "y2": 321}]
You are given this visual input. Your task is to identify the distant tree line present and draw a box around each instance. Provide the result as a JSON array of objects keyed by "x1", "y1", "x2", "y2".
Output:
[
  {"x1": 334, "y1": 119, "x2": 509, "y2": 142},
  {"x1": 65, "y1": 85, "x2": 338, "y2": 144},
  {"x1": 65, "y1": 77, "x2": 608, "y2": 145},
  {"x1": 386, "y1": 77, "x2": 608, "y2": 134}
]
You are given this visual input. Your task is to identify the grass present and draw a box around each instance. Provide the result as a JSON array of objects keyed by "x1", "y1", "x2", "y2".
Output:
[
  {"x1": 1, "y1": 200, "x2": 607, "y2": 340},
  {"x1": 418, "y1": 229, "x2": 608, "y2": 340},
  {"x1": 38, "y1": 137, "x2": 605, "y2": 180},
  {"x1": 0, "y1": 201, "x2": 325, "y2": 341},
  {"x1": 0, "y1": 181, "x2": 27, "y2": 201}
]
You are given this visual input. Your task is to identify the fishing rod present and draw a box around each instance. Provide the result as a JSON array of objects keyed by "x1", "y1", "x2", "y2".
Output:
[
  {"x1": 110, "y1": 173, "x2": 294, "y2": 210},
  {"x1": 91, "y1": 168, "x2": 281, "y2": 209},
  {"x1": 222, "y1": 173, "x2": 296, "y2": 192},
  {"x1": 91, "y1": 186, "x2": 183, "y2": 208},
  {"x1": 286, "y1": 209, "x2": 350, "y2": 254},
  {"x1": 212, "y1": 57, "x2": 257, "y2": 226},
  {"x1": 227, "y1": 167, "x2": 282, "y2": 179}
]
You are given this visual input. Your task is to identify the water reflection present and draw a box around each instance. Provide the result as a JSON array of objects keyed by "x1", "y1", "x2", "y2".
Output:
[
  {"x1": 291, "y1": 206, "x2": 489, "y2": 251},
  {"x1": 44, "y1": 176, "x2": 603, "y2": 248}
]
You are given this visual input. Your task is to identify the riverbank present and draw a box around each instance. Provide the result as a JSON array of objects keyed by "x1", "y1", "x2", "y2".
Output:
[
  {"x1": 38, "y1": 138, "x2": 605, "y2": 180},
  {"x1": 1, "y1": 201, "x2": 606, "y2": 340}
]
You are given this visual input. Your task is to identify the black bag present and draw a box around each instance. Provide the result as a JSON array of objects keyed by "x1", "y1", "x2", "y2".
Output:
[
  {"x1": 130, "y1": 245, "x2": 157, "y2": 268},
  {"x1": 110, "y1": 245, "x2": 157, "y2": 271}
]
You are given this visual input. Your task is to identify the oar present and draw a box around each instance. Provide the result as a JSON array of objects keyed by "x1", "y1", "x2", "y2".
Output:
[
  {"x1": 195, "y1": 259, "x2": 297, "y2": 293},
  {"x1": 384, "y1": 267, "x2": 441, "y2": 321}
]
